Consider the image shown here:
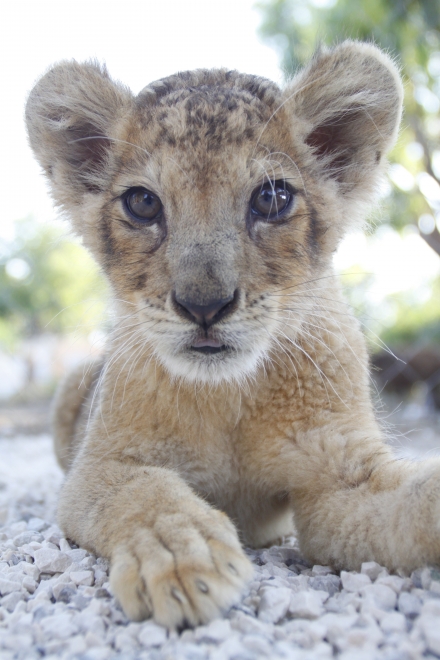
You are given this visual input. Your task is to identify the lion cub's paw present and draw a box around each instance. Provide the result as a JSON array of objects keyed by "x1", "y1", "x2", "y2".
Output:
[{"x1": 109, "y1": 509, "x2": 253, "y2": 628}]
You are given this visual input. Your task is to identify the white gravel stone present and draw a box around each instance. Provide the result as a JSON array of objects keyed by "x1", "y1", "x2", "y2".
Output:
[
  {"x1": 380, "y1": 611, "x2": 407, "y2": 633},
  {"x1": 138, "y1": 620, "x2": 168, "y2": 647},
  {"x1": 258, "y1": 586, "x2": 291, "y2": 623},
  {"x1": 33, "y1": 548, "x2": 72, "y2": 574},
  {"x1": 0, "y1": 575, "x2": 23, "y2": 595},
  {"x1": 360, "y1": 561, "x2": 384, "y2": 581},
  {"x1": 58, "y1": 538, "x2": 71, "y2": 553},
  {"x1": 289, "y1": 590, "x2": 328, "y2": 619},
  {"x1": 80, "y1": 556, "x2": 95, "y2": 569},
  {"x1": 40, "y1": 613, "x2": 79, "y2": 639},
  {"x1": 418, "y1": 615, "x2": 440, "y2": 655},
  {"x1": 335, "y1": 616, "x2": 384, "y2": 653},
  {"x1": 421, "y1": 567, "x2": 432, "y2": 590},
  {"x1": 360, "y1": 584, "x2": 397, "y2": 611},
  {"x1": 376, "y1": 574, "x2": 405, "y2": 593},
  {"x1": 242, "y1": 633, "x2": 273, "y2": 655},
  {"x1": 114, "y1": 630, "x2": 139, "y2": 651},
  {"x1": 231, "y1": 612, "x2": 273, "y2": 636},
  {"x1": 311, "y1": 565, "x2": 333, "y2": 576},
  {"x1": 70, "y1": 570, "x2": 94, "y2": 586},
  {"x1": 421, "y1": 599, "x2": 440, "y2": 616},
  {"x1": 67, "y1": 635, "x2": 88, "y2": 654},
  {"x1": 1, "y1": 591, "x2": 25, "y2": 612},
  {"x1": 289, "y1": 574, "x2": 310, "y2": 592},
  {"x1": 211, "y1": 635, "x2": 254, "y2": 660},
  {"x1": 195, "y1": 619, "x2": 231, "y2": 643},
  {"x1": 66, "y1": 548, "x2": 88, "y2": 563},
  {"x1": 21, "y1": 562, "x2": 40, "y2": 580},
  {"x1": 21, "y1": 575, "x2": 37, "y2": 594},
  {"x1": 309, "y1": 574, "x2": 341, "y2": 596},
  {"x1": 398, "y1": 591, "x2": 422, "y2": 618},
  {"x1": 27, "y1": 517, "x2": 48, "y2": 532},
  {"x1": 340, "y1": 571, "x2": 371, "y2": 592}
]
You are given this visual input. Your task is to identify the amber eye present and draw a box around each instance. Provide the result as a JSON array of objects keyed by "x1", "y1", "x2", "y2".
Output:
[
  {"x1": 123, "y1": 187, "x2": 162, "y2": 222},
  {"x1": 250, "y1": 181, "x2": 293, "y2": 220}
]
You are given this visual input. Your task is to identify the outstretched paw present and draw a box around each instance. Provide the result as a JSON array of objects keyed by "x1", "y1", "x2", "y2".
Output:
[{"x1": 110, "y1": 509, "x2": 253, "y2": 628}]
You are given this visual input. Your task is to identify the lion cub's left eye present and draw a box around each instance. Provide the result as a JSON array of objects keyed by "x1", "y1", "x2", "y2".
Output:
[
  {"x1": 123, "y1": 187, "x2": 163, "y2": 222},
  {"x1": 250, "y1": 181, "x2": 294, "y2": 220}
]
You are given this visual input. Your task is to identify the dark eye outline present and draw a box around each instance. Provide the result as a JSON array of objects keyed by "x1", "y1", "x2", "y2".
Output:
[
  {"x1": 122, "y1": 186, "x2": 163, "y2": 224},
  {"x1": 250, "y1": 180, "x2": 295, "y2": 222}
]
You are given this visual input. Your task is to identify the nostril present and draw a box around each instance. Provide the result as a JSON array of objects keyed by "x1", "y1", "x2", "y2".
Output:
[{"x1": 172, "y1": 290, "x2": 239, "y2": 327}]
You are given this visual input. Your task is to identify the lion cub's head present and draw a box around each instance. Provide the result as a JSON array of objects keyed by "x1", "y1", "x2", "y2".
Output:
[{"x1": 26, "y1": 42, "x2": 402, "y2": 385}]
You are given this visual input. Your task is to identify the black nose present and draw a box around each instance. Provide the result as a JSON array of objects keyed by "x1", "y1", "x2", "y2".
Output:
[{"x1": 172, "y1": 291, "x2": 238, "y2": 327}]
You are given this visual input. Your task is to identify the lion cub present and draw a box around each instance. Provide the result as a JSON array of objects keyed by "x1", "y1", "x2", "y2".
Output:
[{"x1": 26, "y1": 42, "x2": 437, "y2": 629}]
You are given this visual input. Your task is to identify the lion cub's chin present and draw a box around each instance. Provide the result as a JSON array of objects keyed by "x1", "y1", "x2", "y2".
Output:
[{"x1": 155, "y1": 343, "x2": 268, "y2": 385}]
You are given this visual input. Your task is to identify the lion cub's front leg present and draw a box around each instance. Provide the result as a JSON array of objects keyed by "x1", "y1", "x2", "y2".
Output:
[{"x1": 58, "y1": 450, "x2": 252, "y2": 628}]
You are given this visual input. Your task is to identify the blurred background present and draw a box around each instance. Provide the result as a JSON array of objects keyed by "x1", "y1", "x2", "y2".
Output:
[{"x1": 0, "y1": 0, "x2": 439, "y2": 449}]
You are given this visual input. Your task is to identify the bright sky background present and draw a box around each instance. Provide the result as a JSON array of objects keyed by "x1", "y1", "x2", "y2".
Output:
[
  {"x1": 1, "y1": 0, "x2": 280, "y2": 238},
  {"x1": 1, "y1": 0, "x2": 439, "y2": 306}
]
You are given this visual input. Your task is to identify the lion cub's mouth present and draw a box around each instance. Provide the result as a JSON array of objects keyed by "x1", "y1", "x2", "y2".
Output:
[{"x1": 190, "y1": 338, "x2": 230, "y2": 355}]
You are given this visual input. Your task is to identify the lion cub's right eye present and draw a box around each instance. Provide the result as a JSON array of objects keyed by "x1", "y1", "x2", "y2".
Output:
[{"x1": 123, "y1": 187, "x2": 163, "y2": 223}]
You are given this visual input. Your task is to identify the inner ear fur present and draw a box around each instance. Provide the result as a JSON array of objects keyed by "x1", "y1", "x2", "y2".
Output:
[
  {"x1": 283, "y1": 41, "x2": 403, "y2": 190},
  {"x1": 25, "y1": 61, "x2": 133, "y2": 195}
]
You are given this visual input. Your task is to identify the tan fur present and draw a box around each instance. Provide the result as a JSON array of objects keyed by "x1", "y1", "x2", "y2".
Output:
[{"x1": 26, "y1": 42, "x2": 439, "y2": 629}]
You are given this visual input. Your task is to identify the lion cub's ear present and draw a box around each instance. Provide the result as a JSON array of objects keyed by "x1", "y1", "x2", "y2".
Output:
[
  {"x1": 26, "y1": 61, "x2": 133, "y2": 198},
  {"x1": 283, "y1": 41, "x2": 403, "y2": 195}
]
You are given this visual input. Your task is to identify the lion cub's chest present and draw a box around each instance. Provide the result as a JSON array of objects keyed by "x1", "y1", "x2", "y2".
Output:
[
  {"x1": 125, "y1": 424, "x2": 294, "y2": 546},
  {"x1": 126, "y1": 425, "x2": 243, "y2": 498}
]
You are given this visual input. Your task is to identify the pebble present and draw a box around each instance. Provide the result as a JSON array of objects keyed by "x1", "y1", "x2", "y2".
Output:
[
  {"x1": 258, "y1": 586, "x2": 291, "y2": 623},
  {"x1": 33, "y1": 548, "x2": 72, "y2": 574},
  {"x1": 70, "y1": 570, "x2": 94, "y2": 586},
  {"x1": 340, "y1": 571, "x2": 372, "y2": 592},
  {"x1": 40, "y1": 613, "x2": 79, "y2": 639},
  {"x1": 398, "y1": 591, "x2": 422, "y2": 618},
  {"x1": 195, "y1": 619, "x2": 231, "y2": 643},
  {"x1": 138, "y1": 620, "x2": 168, "y2": 647},
  {"x1": 380, "y1": 611, "x2": 407, "y2": 633},
  {"x1": 289, "y1": 589, "x2": 328, "y2": 619},
  {"x1": 0, "y1": 574, "x2": 23, "y2": 595},
  {"x1": 311, "y1": 565, "x2": 334, "y2": 576},
  {"x1": 361, "y1": 561, "x2": 383, "y2": 581},
  {"x1": 309, "y1": 574, "x2": 341, "y2": 596},
  {"x1": 411, "y1": 567, "x2": 432, "y2": 590},
  {"x1": 360, "y1": 583, "x2": 397, "y2": 611},
  {"x1": 376, "y1": 574, "x2": 405, "y2": 593}
]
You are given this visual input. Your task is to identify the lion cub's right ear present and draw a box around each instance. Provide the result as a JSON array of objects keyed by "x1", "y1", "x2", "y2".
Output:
[{"x1": 26, "y1": 61, "x2": 133, "y2": 200}]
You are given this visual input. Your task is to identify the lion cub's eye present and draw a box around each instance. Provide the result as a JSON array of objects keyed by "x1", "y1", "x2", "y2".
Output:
[
  {"x1": 250, "y1": 181, "x2": 294, "y2": 220},
  {"x1": 123, "y1": 187, "x2": 162, "y2": 222}
]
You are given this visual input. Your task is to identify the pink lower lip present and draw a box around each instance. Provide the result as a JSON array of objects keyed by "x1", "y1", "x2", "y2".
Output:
[{"x1": 191, "y1": 338, "x2": 222, "y2": 348}]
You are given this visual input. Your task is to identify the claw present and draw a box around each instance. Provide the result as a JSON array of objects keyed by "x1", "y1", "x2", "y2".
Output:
[
  {"x1": 228, "y1": 563, "x2": 238, "y2": 575},
  {"x1": 171, "y1": 587, "x2": 185, "y2": 603},
  {"x1": 196, "y1": 579, "x2": 209, "y2": 593}
]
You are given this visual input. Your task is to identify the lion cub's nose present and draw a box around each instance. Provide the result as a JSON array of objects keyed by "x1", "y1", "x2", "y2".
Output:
[{"x1": 172, "y1": 291, "x2": 238, "y2": 327}]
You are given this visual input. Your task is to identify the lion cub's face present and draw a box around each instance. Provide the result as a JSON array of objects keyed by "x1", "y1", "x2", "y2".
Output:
[
  {"x1": 26, "y1": 45, "x2": 402, "y2": 384},
  {"x1": 103, "y1": 84, "x2": 318, "y2": 384}
]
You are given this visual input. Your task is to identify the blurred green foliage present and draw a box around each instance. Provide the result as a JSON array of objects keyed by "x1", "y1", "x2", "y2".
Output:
[
  {"x1": 257, "y1": 0, "x2": 440, "y2": 235},
  {"x1": 0, "y1": 218, "x2": 108, "y2": 347},
  {"x1": 257, "y1": 0, "x2": 440, "y2": 347}
]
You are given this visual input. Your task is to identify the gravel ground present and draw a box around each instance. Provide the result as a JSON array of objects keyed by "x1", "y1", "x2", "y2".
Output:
[{"x1": 1, "y1": 427, "x2": 440, "y2": 659}]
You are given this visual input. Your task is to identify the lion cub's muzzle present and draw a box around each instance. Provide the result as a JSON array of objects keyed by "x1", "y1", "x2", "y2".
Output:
[
  {"x1": 172, "y1": 289, "x2": 239, "y2": 328},
  {"x1": 171, "y1": 289, "x2": 240, "y2": 354}
]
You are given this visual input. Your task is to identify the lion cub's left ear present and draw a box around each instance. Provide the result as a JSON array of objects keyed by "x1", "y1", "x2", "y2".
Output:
[{"x1": 283, "y1": 41, "x2": 403, "y2": 195}]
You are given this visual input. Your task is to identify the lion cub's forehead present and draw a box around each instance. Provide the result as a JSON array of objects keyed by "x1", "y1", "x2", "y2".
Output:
[{"x1": 135, "y1": 69, "x2": 283, "y2": 151}]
